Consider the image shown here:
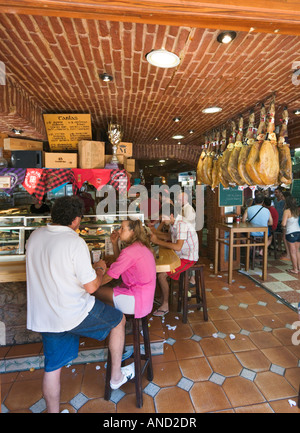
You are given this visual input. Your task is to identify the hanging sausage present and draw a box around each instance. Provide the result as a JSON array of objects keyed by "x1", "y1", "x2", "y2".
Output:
[
  {"x1": 278, "y1": 107, "x2": 293, "y2": 185},
  {"x1": 254, "y1": 97, "x2": 279, "y2": 185}
]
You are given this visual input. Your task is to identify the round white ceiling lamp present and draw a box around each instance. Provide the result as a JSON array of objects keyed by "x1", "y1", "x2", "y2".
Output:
[
  {"x1": 99, "y1": 73, "x2": 113, "y2": 82},
  {"x1": 172, "y1": 134, "x2": 185, "y2": 139},
  {"x1": 202, "y1": 106, "x2": 222, "y2": 114},
  {"x1": 217, "y1": 31, "x2": 237, "y2": 44},
  {"x1": 146, "y1": 48, "x2": 180, "y2": 68}
]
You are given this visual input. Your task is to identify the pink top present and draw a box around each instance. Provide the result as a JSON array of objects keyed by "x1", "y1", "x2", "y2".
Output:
[{"x1": 107, "y1": 242, "x2": 156, "y2": 318}]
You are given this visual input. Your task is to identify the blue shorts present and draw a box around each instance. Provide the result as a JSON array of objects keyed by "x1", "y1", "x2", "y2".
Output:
[
  {"x1": 286, "y1": 232, "x2": 300, "y2": 243},
  {"x1": 41, "y1": 299, "x2": 123, "y2": 372}
]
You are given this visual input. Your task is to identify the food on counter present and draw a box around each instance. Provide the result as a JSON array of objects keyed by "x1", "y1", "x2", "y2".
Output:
[
  {"x1": 0, "y1": 207, "x2": 28, "y2": 215},
  {"x1": 0, "y1": 245, "x2": 19, "y2": 252},
  {"x1": 96, "y1": 228, "x2": 106, "y2": 235}
]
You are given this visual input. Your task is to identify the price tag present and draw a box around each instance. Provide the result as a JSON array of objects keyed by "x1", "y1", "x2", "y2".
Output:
[{"x1": 0, "y1": 176, "x2": 11, "y2": 189}]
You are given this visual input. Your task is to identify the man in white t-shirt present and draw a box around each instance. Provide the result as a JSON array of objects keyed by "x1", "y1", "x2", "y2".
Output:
[
  {"x1": 26, "y1": 196, "x2": 134, "y2": 413},
  {"x1": 150, "y1": 204, "x2": 199, "y2": 317}
]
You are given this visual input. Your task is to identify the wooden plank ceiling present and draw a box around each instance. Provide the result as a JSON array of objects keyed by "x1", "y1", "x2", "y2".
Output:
[{"x1": 0, "y1": 1, "x2": 300, "y2": 153}]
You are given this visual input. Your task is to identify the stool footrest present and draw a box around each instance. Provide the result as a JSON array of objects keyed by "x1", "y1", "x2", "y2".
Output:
[
  {"x1": 177, "y1": 266, "x2": 208, "y2": 324},
  {"x1": 104, "y1": 315, "x2": 153, "y2": 408}
]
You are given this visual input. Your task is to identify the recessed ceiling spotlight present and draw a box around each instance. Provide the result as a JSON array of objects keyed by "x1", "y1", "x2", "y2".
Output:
[
  {"x1": 217, "y1": 31, "x2": 237, "y2": 44},
  {"x1": 146, "y1": 48, "x2": 180, "y2": 68},
  {"x1": 202, "y1": 106, "x2": 222, "y2": 114},
  {"x1": 172, "y1": 134, "x2": 185, "y2": 139},
  {"x1": 294, "y1": 109, "x2": 300, "y2": 116},
  {"x1": 173, "y1": 116, "x2": 181, "y2": 122},
  {"x1": 99, "y1": 73, "x2": 113, "y2": 82},
  {"x1": 11, "y1": 128, "x2": 23, "y2": 135}
]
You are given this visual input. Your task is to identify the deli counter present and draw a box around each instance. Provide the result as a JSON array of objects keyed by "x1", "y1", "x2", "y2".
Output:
[{"x1": 0, "y1": 212, "x2": 144, "y2": 282}]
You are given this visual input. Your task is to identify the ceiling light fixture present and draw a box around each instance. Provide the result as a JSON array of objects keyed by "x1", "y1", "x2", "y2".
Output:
[
  {"x1": 189, "y1": 129, "x2": 194, "y2": 134},
  {"x1": 294, "y1": 109, "x2": 300, "y2": 116},
  {"x1": 154, "y1": 137, "x2": 159, "y2": 141},
  {"x1": 172, "y1": 134, "x2": 184, "y2": 140},
  {"x1": 159, "y1": 159, "x2": 165, "y2": 163},
  {"x1": 11, "y1": 128, "x2": 23, "y2": 135},
  {"x1": 99, "y1": 73, "x2": 113, "y2": 82},
  {"x1": 217, "y1": 31, "x2": 237, "y2": 44},
  {"x1": 146, "y1": 48, "x2": 180, "y2": 68},
  {"x1": 202, "y1": 106, "x2": 222, "y2": 114},
  {"x1": 173, "y1": 116, "x2": 181, "y2": 122}
]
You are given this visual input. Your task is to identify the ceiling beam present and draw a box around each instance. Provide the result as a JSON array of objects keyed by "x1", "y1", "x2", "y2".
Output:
[{"x1": 2, "y1": 0, "x2": 300, "y2": 36}]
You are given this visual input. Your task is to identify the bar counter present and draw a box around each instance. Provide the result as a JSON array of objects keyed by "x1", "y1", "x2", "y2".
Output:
[{"x1": 0, "y1": 247, "x2": 181, "y2": 283}]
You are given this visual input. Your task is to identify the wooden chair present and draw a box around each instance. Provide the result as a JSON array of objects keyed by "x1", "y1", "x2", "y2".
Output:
[
  {"x1": 104, "y1": 314, "x2": 153, "y2": 408},
  {"x1": 177, "y1": 262, "x2": 208, "y2": 324}
]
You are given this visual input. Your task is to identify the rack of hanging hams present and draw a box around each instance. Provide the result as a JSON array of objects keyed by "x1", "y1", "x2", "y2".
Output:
[{"x1": 197, "y1": 98, "x2": 293, "y2": 189}]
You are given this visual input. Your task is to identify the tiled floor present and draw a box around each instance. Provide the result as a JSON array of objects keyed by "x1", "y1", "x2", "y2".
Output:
[
  {"x1": 241, "y1": 255, "x2": 300, "y2": 311},
  {"x1": 1, "y1": 258, "x2": 300, "y2": 413}
]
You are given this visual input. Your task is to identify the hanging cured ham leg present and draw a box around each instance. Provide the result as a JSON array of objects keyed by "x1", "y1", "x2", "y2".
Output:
[
  {"x1": 246, "y1": 104, "x2": 266, "y2": 185},
  {"x1": 238, "y1": 110, "x2": 255, "y2": 186},
  {"x1": 211, "y1": 130, "x2": 221, "y2": 189},
  {"x1": 228, "y1": 115, "x2": 245, "y2": 185},
  {"x1": 278, "y1": 107, "x2": 292, "y2": 185},
  {"x1": 217, "y1": 128, "x2": 229, "y2": 188},
  {"x1": 254, "y1": 98, "x2": 279, "y2": 185},
  {"x1": 202, "y1": 134, "x2": 214, "y2": 185},
  {"x1": 196, "y1": 137, "x2": 208, "y2": 184},
  {"x1": 220, "y1": 121, "x2": 236, "y2": 187}
]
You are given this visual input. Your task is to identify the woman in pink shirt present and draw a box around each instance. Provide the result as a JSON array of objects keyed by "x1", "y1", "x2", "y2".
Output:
[{"x1": 94, "y1": 219, "x2": 156, "y2": 318}]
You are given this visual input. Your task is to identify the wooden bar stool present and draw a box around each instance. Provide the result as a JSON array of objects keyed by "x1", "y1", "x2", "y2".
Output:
[
  {"x1": 250, "y1": 236, "x2": 264, "y2": 269},
  {"x1": 177, "y1": 262, "x2": 208, "y2": 324},
  {"x1": 104, "y1": 314, "x2": 153, "y2": 408}
]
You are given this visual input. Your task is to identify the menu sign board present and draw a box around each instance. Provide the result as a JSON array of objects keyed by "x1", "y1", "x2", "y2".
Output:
[
  {"x1": 43, "y1": 114, "x2": 92, "y2": 151},
  {"x1": 291, "y1": 179, "x2": 300, "y2": 205},
  {"x1": 218, "y1": 183, "x2": 243, "y2": 207}
]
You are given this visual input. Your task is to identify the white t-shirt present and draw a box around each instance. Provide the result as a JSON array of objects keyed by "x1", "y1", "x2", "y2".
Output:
[
  {"x1": 26, "y1": 224, "x2": 96, "y2": 332},
  {"x1": 171, "y1": 216, "x2": 199, "y2": 262}
]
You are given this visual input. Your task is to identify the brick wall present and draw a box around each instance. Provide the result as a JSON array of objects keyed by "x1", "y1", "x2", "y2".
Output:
[{"x1": 0, "y1": 78, "x2": 46, "y2": 140}]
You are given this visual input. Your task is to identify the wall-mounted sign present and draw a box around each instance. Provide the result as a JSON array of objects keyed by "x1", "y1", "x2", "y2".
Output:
[
  {"x1": 218, "y1": 183, "x2": 243, "y2": 207},
  {"x1": 43, "y1": 114, "x2": 92, "y2": 151}
]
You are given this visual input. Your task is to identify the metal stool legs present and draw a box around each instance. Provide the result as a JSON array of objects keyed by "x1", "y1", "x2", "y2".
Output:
[{"x1": 104, "y1": 314, "x2": 153, "y2": 408}]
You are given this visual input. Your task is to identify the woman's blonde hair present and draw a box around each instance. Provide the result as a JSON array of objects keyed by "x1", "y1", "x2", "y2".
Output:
[{"x1": 123, "y1": 219, "x2": 154, "y2": 254}]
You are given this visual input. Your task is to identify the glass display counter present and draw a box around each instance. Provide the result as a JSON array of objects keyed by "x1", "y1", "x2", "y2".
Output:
[{"x1": 0, "y1": 212, "x2": 144, "y2": 261}]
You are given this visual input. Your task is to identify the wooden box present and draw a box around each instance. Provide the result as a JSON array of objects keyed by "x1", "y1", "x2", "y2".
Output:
[
  {"x1": 78, "y1": 140, "x2": 105, "y2": 169},
  {"x1": 44, "y1": 152, "x2": 77, "y2": 168},
  {"x1": 4, "y1": 138, "x2": 43, "y2": 151},
  {"x1": 116, "y1": 142, "x2": 133, "y2": 158},
  {"x1": 126, "y1": 159, "x2": 135, "y2": 172}
]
